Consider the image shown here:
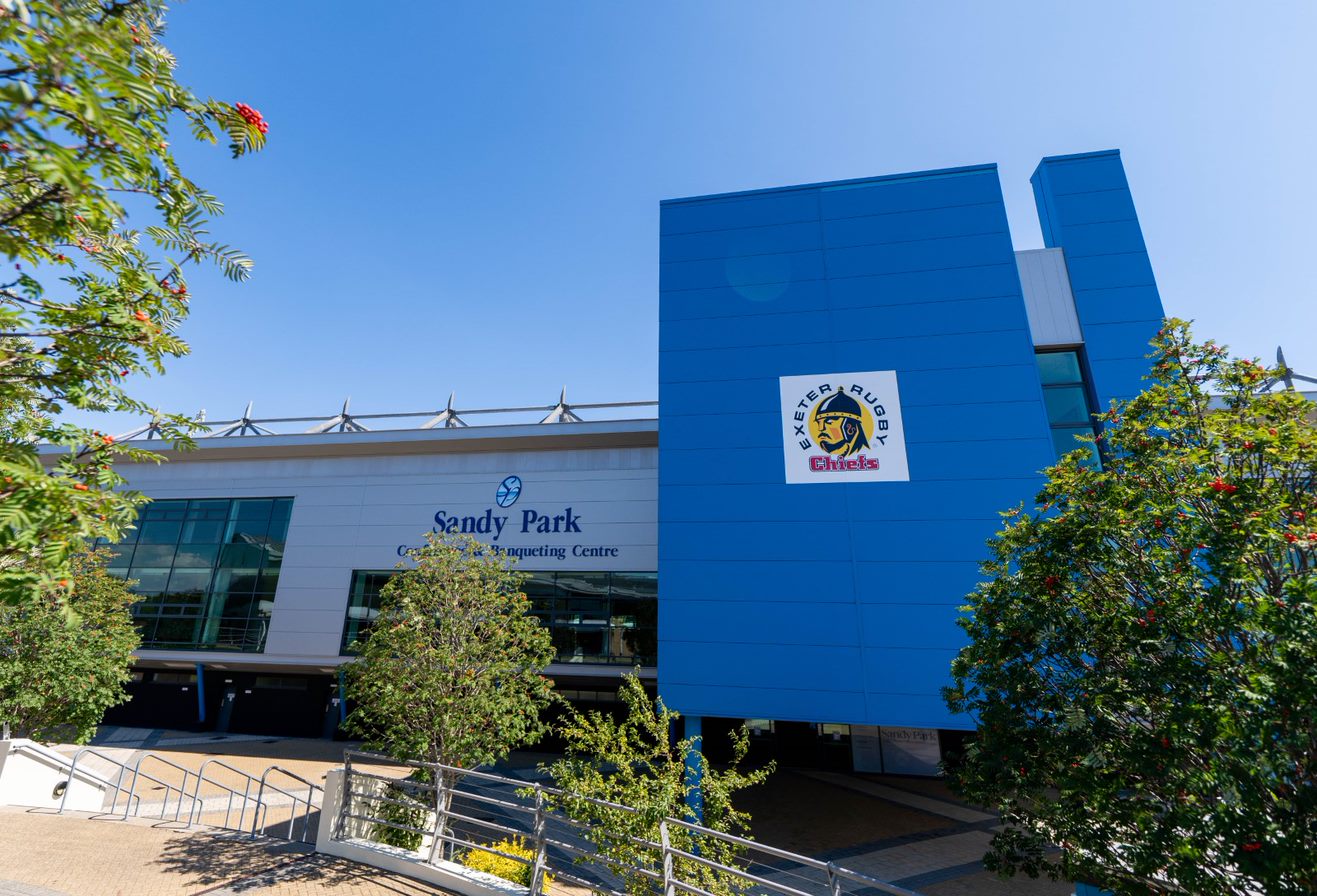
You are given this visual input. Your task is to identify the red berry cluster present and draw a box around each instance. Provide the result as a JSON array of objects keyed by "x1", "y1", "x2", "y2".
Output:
[
  {"x1": 1209, "y1": 477, "x2": 1238, "y2": 495},
  {"x1": 235, "y1": 102, "x2": 269, "y2": 134}
]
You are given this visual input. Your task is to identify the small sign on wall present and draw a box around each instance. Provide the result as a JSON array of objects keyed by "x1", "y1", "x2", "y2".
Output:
[
  {"x1": 779, "y1": 371, "x2": 910, "y2": 484},
  {"x1": 850, "y1": 725, "x2": 943, "y2": 776},
  {"x1": 880, "y1": 726, "x2": 942, "y2": 776}
]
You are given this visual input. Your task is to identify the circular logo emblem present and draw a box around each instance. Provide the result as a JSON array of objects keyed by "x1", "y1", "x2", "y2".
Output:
[
  {"x1": 495, "y1": 475, "x2": 522, "y2": 508},
  {"x1": 811, "y1": 389, "x2": 874, "y2": 458}
]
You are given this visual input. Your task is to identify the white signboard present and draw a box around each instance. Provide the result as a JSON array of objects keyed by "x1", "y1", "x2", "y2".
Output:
[
  {"x1": 851, "y1": 725, "x2": 885, "y2": 773},
  {"x1": 779, "y1": 370, "x2": 910, "y2": 484},
  {"x1": 879, "y1": 726, "x2": 942, "y2": 776}
]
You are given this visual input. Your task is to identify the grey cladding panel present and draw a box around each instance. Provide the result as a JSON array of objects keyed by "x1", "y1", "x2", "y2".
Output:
[{"x1": 1016, "y1": 248, "x2": 1082, "y2": 347}]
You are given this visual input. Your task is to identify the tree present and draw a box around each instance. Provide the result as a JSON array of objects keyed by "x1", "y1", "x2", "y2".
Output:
[
  {"x1": 0, "y1": 0, "x2": 267, "y2": 607},
  {"x1": 343, "y1": 531, "x2": 557, "y2": 848},
  {"x1": 945, "y1": 319, "x2": 1317, "y2": 895},
  {"x1": 0, "y1": 549, "x2": 139, "y2": 742},
  {"x1": 546, "y1": 673, "x2": 773, "y2": 896}
]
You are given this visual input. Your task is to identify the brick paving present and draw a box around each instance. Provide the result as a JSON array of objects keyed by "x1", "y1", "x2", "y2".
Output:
[{"x1": 0, "y1": 809, "x2": 449, "y2": 895}]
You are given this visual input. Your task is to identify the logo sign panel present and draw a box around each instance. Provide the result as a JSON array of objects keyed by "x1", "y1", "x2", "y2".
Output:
[
  {"x1": 495, "y1": 475, "x2": 522, "y2": 508},
  {"x1": 779, "y1": 370, "x2": 910, "y2": 484},
  {"x1": 395, "y1": 476, "x2": 624, "y2": 562}
]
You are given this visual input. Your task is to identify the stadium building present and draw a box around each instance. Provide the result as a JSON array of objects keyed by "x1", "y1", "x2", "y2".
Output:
[{"x1": 84, "y1": 149, "x2": 1164, "y2": 773}]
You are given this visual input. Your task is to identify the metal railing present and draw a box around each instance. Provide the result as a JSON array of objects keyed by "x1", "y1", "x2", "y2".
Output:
[
  {"x1": 253, "y1": 765, "x2": 323, "y2": 843},
  {"x1": 60, "y1": 748, "x2": 195, "y2": 821},
  {"x1": 113, "y1": 393, "x2": 659, "y2": 441},
  {"x1": 189, "y1": 757, "x2": 263, "y2": 832},
  {"x1": 55, "y1": 749, "x2": 321, "y2": 843},
  {"x1": 333, "y1": 751, "x2": 923, "y2": 896}
]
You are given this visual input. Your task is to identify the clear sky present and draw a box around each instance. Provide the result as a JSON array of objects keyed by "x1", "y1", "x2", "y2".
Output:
[{"x1": 104, "y1": 0, "x2": 1317, "y2": 431}]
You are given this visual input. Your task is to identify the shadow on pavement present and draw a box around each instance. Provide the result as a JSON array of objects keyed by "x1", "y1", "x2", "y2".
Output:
[{"x1": 152, "y1": 832, "x2": 447, "y2": 893}]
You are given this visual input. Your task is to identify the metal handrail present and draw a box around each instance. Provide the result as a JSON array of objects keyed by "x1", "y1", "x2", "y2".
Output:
[
  {"x1": 335, "y1": 751, "x2": 925, "y2": 896},
  {"x1": 59, "y1": 747, "x2": 170, "y2": 819},
  {"x1": 189, "y1": 758, "x2": 264, "y2": 831},
  {"x1": 127, "y1": 753, "x2": 204, "y2": 824},
  {"x1": 53, "y1": 749, "x2": 322, "y2": 844},
  {"x1": 253, "y1": 764, "x2": 324, "y2": 843}
]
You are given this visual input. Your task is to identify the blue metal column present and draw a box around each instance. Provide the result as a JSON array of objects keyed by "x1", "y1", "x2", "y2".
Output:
[
  {"x1": 195, "y1": 663, "x2": 206, "y2": 724},
  {"x1": 683, "y1": 715, "x2": 703, "y2": 822}
]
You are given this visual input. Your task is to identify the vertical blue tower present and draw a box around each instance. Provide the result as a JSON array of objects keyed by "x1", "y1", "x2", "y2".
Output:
[
  {"x1": 1031, "y1": 150, "x2": 1163, "y2": 408},
  {"x1": 657, "y1": 151, "x2": 1163, "y2": 761}
]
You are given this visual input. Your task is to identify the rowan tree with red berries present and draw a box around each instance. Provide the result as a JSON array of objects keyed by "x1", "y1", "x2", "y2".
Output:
[
  {"x1": 0, "y1": 1, "x2": 267, "y2": 606},
  {"x1": 946, "y1": 319, "x2": 1317, "y2": 896}
]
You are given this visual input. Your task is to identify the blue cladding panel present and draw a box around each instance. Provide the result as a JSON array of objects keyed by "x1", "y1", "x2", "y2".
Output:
[
  {"x1": 817, "y1": 170, "x2": 1005, "y2": 218},
  {"x1": 660, "y1": 279, "x2": 831, "y2": 323},
  {"x1": 822, "y1": 203, "x2": 1006, "y2": 247},
  {"x1": 863, "y1": 647, "x2": 965, "y2": 696},
  {"x1": 659, "y1": 683, "x2": 868, "y2": 724},
  {"x1": 1031, "y1": 150, "x2": 1165, "y2": 408},
  {"x1": 661, "y1": 250, "x2": 825, "y2": 293},
  {"x1": 858, "y1": 605, "x2": 968, "y2": 649},
  {"x1": 824, "y1": 232, "x2": 1016, "y2": 278},
  {"x1": 826, "y1": 264, "x2": 1023, "y2": 308},
  {"x1": 659, "y1": 162, "x2": 1056, "y2": 729},
  {"x1": 660, "y1": 191, "x2": 819, "y2": 235},
  {"x1": 662, "y1": 642, "x2": 865, "y2": 692},
  {"x1": 665, "y1": 601, "x2": 863, "y2": 647},
  {"x1": 852, "y1": 561, "x2": 982, "y2": 605},
  {"x1": 1071, "y1": 286, "x2": 1164, "y2": 327},
  {"x1": 660, "y1": 221, "x2": 822, "y2": 263},
  {"x1": 664, "y1": 330, "x2": 1038, "y2": 385},
  {"x1": 661, "y1": 560, "x2": 854, "y2": 602},
  {"x1": 661, "y1": 312, "x2": 834, "y2": 352}
]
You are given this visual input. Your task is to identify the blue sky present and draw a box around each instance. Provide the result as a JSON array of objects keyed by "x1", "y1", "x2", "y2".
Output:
[{"x1": 110, "y1": 1, "x2": 1316, "y2": 430}]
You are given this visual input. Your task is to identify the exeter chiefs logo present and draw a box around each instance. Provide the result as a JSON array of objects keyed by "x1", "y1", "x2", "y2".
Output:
[
  {"x1": 811, "y1": 391, "x2": 873, "y2": 458},
  {"x1": 779, "y1": 370, "x2": 910, "y2": 484}
]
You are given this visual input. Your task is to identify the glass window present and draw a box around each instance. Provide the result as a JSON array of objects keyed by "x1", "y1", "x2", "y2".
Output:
[
  {"x1": 1036, "y1": 350, "x2": 1101, "y2": 467},
  {"x1": 340, "y1": 570, "x2": 395, "y2": 654},
  {"x1": 172, "y1": 545, "x2": 220, "y2": 569},
  {"x1": 180, "y1": 518, "x2": 226, "y2": 544},
  {"x1": 165, "y1": 568, "x2": 213, "y2": 595},
  {"x1": 340, "y1": 569, "x2": 658, "y2": 665},
  {"x1": 1042, "y1": 385, "x2": 1090, "y2": 426},
  {"x1": 127, "y1": 568, "x2": 171, "y2": 594},
  {"x1": 1052, "y1": 426, "x2": 1101, "y2": 467},
  {"x1": 1036, "y1": 351, "x2": 1083, "y2": 385},
  {"x1": 130, "y1": 544, "x2": 177, "y2": 568},
  {"x1": 137, "y1": 519, "x2": 182, "y2": 545},
  {"x1": 219, "y1": 543, "x2": 265, "y2": 569},
  {"x1": 104, "y1": 544, "x2": 134, "y2": 568},
  {"x1": 142, "y1": 503, "x2": 187, "y2": 521},
  {"x1": 110, "y1": 497, "x2": 294, "y2": 653},
  {"x1": 213, "y1": 568, "x2": 259, "y2": 596},
  {"x1": 151, "y1": 617, "x2": 201, "y2": 646}
]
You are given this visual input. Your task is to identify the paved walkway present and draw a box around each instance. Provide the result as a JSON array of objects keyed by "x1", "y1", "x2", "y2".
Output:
[
  {"x1": 0, "y1": 809, "x2": 448, "y2": 895},
  {"x1": 741, "y1": 770, "x2": 1070, "y2": 895},
  {"x1": 7, "y1": 728, "x2": 1073, "y2": 895}
]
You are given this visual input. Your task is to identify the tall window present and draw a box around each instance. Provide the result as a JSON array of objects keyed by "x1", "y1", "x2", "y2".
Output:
[
  {"x1": 1036, "y1": 349, "x2": 1100, "y2": 467},
  {"x1": 340, "y1": 570, "x2": 394, "y2": 654},
  {"x1": 104, "y1": 497, "x2": 293, "y2": 652},
  {"x1": 341, "y1": 569, "x2": 658, "y2": 666}
]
